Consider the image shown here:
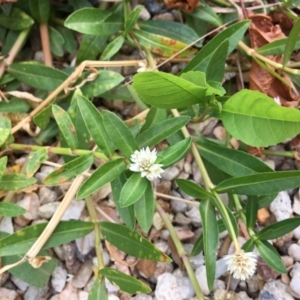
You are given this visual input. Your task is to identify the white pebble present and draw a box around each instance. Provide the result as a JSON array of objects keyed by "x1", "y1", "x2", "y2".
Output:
[
  {"x1": 288, "y1": 244, "x2": 300, "y2": 262},
  {"x1": 155, "y1": 273, "x2": 182, "y2": 300},
  {"x1": 61, "y1": 199, "x2": 85, "y2": 220},
  {"x1": 38, "y1": 202, "x2": 60, "y2": 219},
  {"x1": 270, "y1": 192, "x2": 292, "y2": 221},
  {"x1": 51, "y1": 265, "x2": 67, "y2": 292}
]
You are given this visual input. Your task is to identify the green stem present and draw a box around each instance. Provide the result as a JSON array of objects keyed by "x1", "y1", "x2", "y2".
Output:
[
  {"x1": 262, "y1": 149, "x2": 295, "y2": 158},
  {"x1": 155, "y1": 202, "x2": 204, "y2": 300},
  {"x1": 85, "y1": 196, "x2": 105, "y2": 270},
  {"x1": 0, "y1": 26, "x2": 31, "y2": 80}
]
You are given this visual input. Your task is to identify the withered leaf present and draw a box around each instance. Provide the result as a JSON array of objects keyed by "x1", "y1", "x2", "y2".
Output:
[{"x1": 163, "y1": 0, "x2": 198, "y2": 13}]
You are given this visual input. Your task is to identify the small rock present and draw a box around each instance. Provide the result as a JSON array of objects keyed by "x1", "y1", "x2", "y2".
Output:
[
  {"x1": 108, "y1": 295, "x2": 120, "y2": 300},
  {"x1": 72, "y1": 261, "x2": 93, "y2": 288},
  {"x1": 76, "y1": 231, "x2": 95, "y2": 256},
  {"x1": 0, "y1": 288, "x2": 18, "y2": 300},
  {"x1": 155, "y1": 273, "x2": 182, "y2": 300},
  {"x1": 61, "y1": 200, "x2": 85, "y2": 220},
  {"x1": 192, "y1": 161, "x2": 203, "y2": 184},
  {"x1": 34, "y1": 50, "x2": 44, "y2": 62},
  {"x1": 35, "y1": 166, "x2": 55, "y2": 182},
  {"x1": 183, "y1": 244, "x2": 205, "y2": 269},
  {"x1": 24, "y1": 286, "x2": 48, "y2": 300},
  {"x1": 39, "y1": 186, "x2": 57, "y2": 204},
  {"x1": 131, "y1": 294, "x2": 152, "y2": 300},
  {"x1": 79, "y1": 291, "x2": 89, "y2": 300},
  {"x1": 56, "y1": 282, "x2": 79, "y2": 300},
  {"x1": 11, "y1": 275, "x2": 29, "y2": 292},
  {"x1": 213, "y1": 126, "x2": 227, "y2": 141},
  {"x1": 293, "y1": 191, "x2": 300, "y2": 215},
  {"x1": 161, "y1": 166, "x2": 180, "y2": 181},
  {"x1": 263, "y1": 159, "x2": 276, "y2": 170},
  {"x1": 138, "y1": 6, "x2": 151, "y2": 20},
  {"x1": 270, "y1": 192, "x2": 292, "y2": 221},
  {"x1": 156, "y1": 181, "x2": 171, "y2": 195},
  {"x1": 290, "y1": 262, "x2": 300, "y2": 277},
  {"x1": 145, "y1": 0, "x2": 163, "y2": 14},
  {"x1": 282, "y1": 255, "x2": 294, "y2": 268},
  {"x1": 154, "y1": 240, "x2": 169, "y2": 254},
  {"x1": 174, "y1": 212, "x2": 192, "y2": 225},
  {"x1": 153, "y1": 12, "x2": 174, "y2": 21},
  {"x1": 293, "y1": 226, "x2": 300, "y2": 239},
  {"x1": 176, "y1": 228, "x2": 194, "y2": 241},
  {"x1": 51, "y1": 265, "x2": 68, "y2": 292},
  {"x1": 288, "y1": 243, "x2": 300, "y2": 261},
  {"x1": 0, "y1": 217, "x2": 13, "y2": 234},
  {"x1": 178, "y1": 276, "x2": 195, "y2": 299},
  {"x1": 38, "y1": 201, "x2": 60, "y2": 219},
  {"x1": 106, "y1": 278, "x2": 119, "y2": 293},
  {"x1": 170, "y1": 191, "x2": 187, "y2": 213},
  {"x1": 93, "y1": 249, "x2": 110, "y2": 267},
  {"x1": 136, "y1": 259, "x2": 156, "y2": 278},
  {"x1": 152, "y1": 262, "x2": 174, "y2": 282},
  {"x1": 236, "y1": 291, "x2": 253, "y2": 300},
  {"x1": 246, "y1": 276, "x2": 259, "y2": 293},
  {"x1": 183, "y1": 161, "x2": 192, "y2": 174},
  {"x1": 257, "y1": 208, "x2": 270, "y2": 225},
  {"x1": 185, "y1": 206, "x2": 201, "y2": 226},
  {"x1": 227, "y1": 237, "x2": 247, "y2": 254},
  {"x1": 258, "y1": 280, "x2": 294, "y2": 300},
  {"x1": 0, "y1": 272, "x2": 9, "y2": 286}
]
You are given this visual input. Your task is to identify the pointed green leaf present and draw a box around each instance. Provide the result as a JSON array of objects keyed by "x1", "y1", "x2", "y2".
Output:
[
  {"x1": 81, "y1": 70, "x2": 124, "y2": 98},
  {"x1": 76, "y1": 95, "x2": 114, "y2": 156},
  {"x1": 64, "y1": 8, "x2": 122, "y2": 36},
  {"x1": 134, "y1": 183, "x2": 155, "y2": 233},
  {"x1": 100, "y1": 35, "x2": 125, "y2": 60},
  {"x1": 52, "y1": 104, "x2": 78, "y2": 149},
  {"x1": 100, "y1": 222, "x2": 171, "y2": 262},
  {"x1": 0, "y1": 202, "x2": 26, "y2": 217},
  {"x1": 256, "y1": 240, "x2": 286, "y2": 273},
  {"x1": 0, "y1": 8, "x2": 34, "y2": 30},
  {"x1": 43, "y1": 153, "x2": 94, "y2": 185},
  {"x1": 99, "y1": 268, "x2": 151, "y2": 294},
  {"x1": 242, "y1": 238, "x2": 255, "y2": 252},
  {"x1": 0, "y1": 98, "x2": 30, "y2": 113},
  {"x1": 125, "y1": 6, "x2": 144, "y2": 34},
  {"x1": 88, "y1": 277, "x2": 108, "y2": 300},
  {"x1": 111, "y1": 173, "x2": 135, "y2": 230},
  {"x1": 8, "y1": 62, "x2": 68, "y2": 90},
  {"x1": 77, "y1": 159, "x2": 127, "y2": 199},
  {"x1": 49, "y1": 26, "x2": 65, "y2": 57},
  {"x1": 33, "y1": 106, "x2": 52, "y2": 129},
  {"x1": 215, "y1": 170, "x2": 300, "y2": 195},
  {"x1": 29, "y1": 0, "x2": 50, "y2": 22},
  {"x1": 102, "y1": 110, "x2": 138, "y2": 158},
  {"x1": 200, "y1": 199, "x2": 218, "y2": 290},
  {"x1": 157, "y1": 137, "x2": 191, "y2": 168},
  {"x1": 132, "y1": 71, "x2": 207, "y2": 109},
  {"x1": 120, "y1": 173, "x2": 148, "y2": 207},
  {"x1": 0, "y1": 174, "x2": 37, "y2": 191},
  {"x1": 221, "y1": 89, "x2": 300, "y2": 147},
  {"x1": 256, "y1": 218, "x2": 300, "y2": 240},
  {"x1": 0, "y1": 220, "x2": 94, "y2": 256},
  {"x1": 245, "y1": 197, "x2": 258, "y2": 229},
  {"x1": 191, "y1": 2, "x2": 222, "y2": 27},
  {"x1": 140, "y1": 107, "x2": 167, "y2": 133},
  {"x1": 257, "y1": 194, "x2": 278, "y2": 209},
  {"x1": 0, "y1": 156, "x2": 7, "y2": 180},
  {"x1": 283, "y1": 18, "x2": 300, "y2": 66},
  {"x1": 0, "y1": 116, "x2": 11, "y2": 146},
  {"x1": 176, "y1": 178, "x2": 212, "y2": 199},
  {"x1": 136, "y1": 116, "x2": 190, "y2": 148},
  {"x1": 197, "y1": 139, "x2": 273, "y2": 177},
  {"x1": 56, "y1": 26, "x2": 75, "y2": 54},
  {"x1": 26, "y1": 149, "x2": 48, "y2": 177}
]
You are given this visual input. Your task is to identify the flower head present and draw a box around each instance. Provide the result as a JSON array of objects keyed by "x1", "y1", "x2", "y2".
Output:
[
  {"x1": 224, "y1": 250, "x2": 257, "y2": 281},
  {"x1": 129, "y1": 147, "x2": 164, "y2": 181}
]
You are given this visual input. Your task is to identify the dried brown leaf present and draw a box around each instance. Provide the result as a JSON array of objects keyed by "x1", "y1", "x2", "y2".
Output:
[{"x1": 163, "y1": 0, "x2": 198, "y2": 13}]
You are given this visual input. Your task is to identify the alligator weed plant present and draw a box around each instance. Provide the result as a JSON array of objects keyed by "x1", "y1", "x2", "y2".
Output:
[{"x1": 2, "y1": 1, "x2": 300, "y2": 299}]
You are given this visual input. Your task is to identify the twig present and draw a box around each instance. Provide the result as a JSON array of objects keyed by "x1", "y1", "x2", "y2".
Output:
[{"x1": 40, "y1": 22, "x2": 52, "y2": 67}]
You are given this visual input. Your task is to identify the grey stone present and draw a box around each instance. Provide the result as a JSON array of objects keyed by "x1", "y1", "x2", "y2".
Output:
[
  {"x1": 270, "y1": 192, "x2": 292, "y2": 221},
  {"x1": 258, "y1": 280, "x2": 294, "y2": 300},
  {"x1": 38, "y1": 201, "x2": 60, "y2": 219},
  {"x1": 155, "y1": 273, "x2": 182, "y2": 300},
  {"x1": 51, "y1": 265, "x2": 68, "y2": 292},
  {"x1": 39, "y1": 186, "x2": 57, "y2": 204}
]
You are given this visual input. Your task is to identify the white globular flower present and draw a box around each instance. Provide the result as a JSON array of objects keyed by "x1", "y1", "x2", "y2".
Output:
[
  {"x1": 224, "y1": 249, "x2": 257, "y2": 281},
  {"x1": 129, "y1": 147, "x2": 164, "y2": 181}
]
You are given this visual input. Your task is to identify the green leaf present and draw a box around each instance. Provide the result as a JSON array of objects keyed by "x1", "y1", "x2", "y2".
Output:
[
  {"x1": 132, "y1": 71, "x2": 207, "y2": 109},
  {"x1": 49, "y1": 26, "x2": 65, "y2": 57},
  {"x1": 0, "y1": 98, "x2": 30, "y2": 113},
  {"x1": 33, "y1": 105, "x2": 51, "y2": 129},
  {"x1": 43, "y1": 153, "x2": 94, "y2": 185},
  {"x1": 191, "y1": 2, "x2": 222, "y2": 27},
  {"x1": 3, "y1": 251, "x2": 57, "y2": 288},
  {"x1": 242, "y1": 239, "x2": 255, "y2": 252},
  {"x1": 34, "y1": 119, "x2": 59, "y2": 145},
  {"x1": 140, "y1": 107, "x2": 167, "y2": 133},
  {"x1": 64, "y1": 8, "x2": 122, "y2": 36},
  {"x1": 157, "y1": 137, "x2": 191, "y2": 168},
  {"x1": 68, "y1": 0, "x2": 92, "y2": 10},
  {"x1": 120, "y1": 173, "x2": 149, "y2": 207},
  {"x1": 136, "y1": 116, "x2": 190, "y2": 148},
  {"x1": 206, "y1": 39, "x2": 228, "y2": 82},
  {"x1": 99, "y1": 268, "x2": 151, "y2": 294},
  {"x1": 56, "y1": 26, "x2": 75, "y2": 54},
  {"x1": 0, "y1": 116, "x2": 11, "y2": 146},
  {"x1": 215, "y1": 170, "x2": 300, "y2": 195},
  {"x1": 100, "y1": 222, "x2": 171, "y2": 262},
  {"x1": 182, "y1": 20, "x2": 250, "y2": 73},
  {"x1": 134, "y1": 183, "x2": 155, "y2": 233},
  {"x1": 0, "y1": 8, "x2": 34, "y2": 30},
  {"x1": 221, "y1": 89, "x2": 300, "y2": 147},
  {"x1": 197, "y1": 139, "x2": 273, "y2": 177},
  {"x1": 8, "y1": 62, "x2": 68, "y2": 90},
  {"x1": 111, "y1": 174, "x2": 135, "y2": 230},
  {"x1": 245, "y1": 197, "x2": 258, "y2": 229},
  {"x1": 0, "y1": 156, "x2": 7, "y2": 180},
  {"x1": 102, "y1": 110, "x2": 138, "y2": 158},
  {"x1": 256, "y1": 240, "x2": 286, "y2": 273},
  {"x1": 176, "y1": 178, "x2": 212, "y2": 199},
  {"x1": 0, "y1": 174, "x2": 37, "y2": 191},
  {"x1": 283, "y1": 18, "x2": 300, "y2": 66},
  {"x1": 257, "y1": 194, "x2": 278, "y2": 209},
  {"x1": 26, "y1": 149, "x2": 48, "y2": 177},
  {"x1": 257, "y1": 35, "x2": 300, "y2": 56},
  {"x1": 256, "y1": 218, "x2": 300, "y2": 240},
  {"x1": 0, "y1": 202, "x2": 26, "y2": 217},
  {"x1": 125, "y1": 5, "x2": 143, "y2": 34},
  {"x1": 132, "y1": 29, "x2": 196, "y2": 58},
  {"x1": 139, "y1": 20, "x2": 202, "y2": 47},
  {"x1": 81, "y1": 70, "x2": 124, "y2": 98},
  {"x1": 29, "y1": 0, "x2": 50, "y2": 22},
  {"x1": 77, "y1": 159, "x2": 127, "y2": 199},
  {"x1": 52, "y1": 105, "x2": 78, "y2": 149},
  {"x1": 76, "y1": 95, "x2": 114, "y2": 156},
  {"x1": 88, "y1": 277, "x2": 108, "y2": 300},
  {"x1": 200, "y1": 199, "x2": 218, "y2": 290},
  {"x1": 76, "y1": 35, "x2": 107, "y2": 64},
  {"x1": 100, "y1": 35, "x2": 125, "y2": 60},
  {"x1": 0, "y1": 220, "x2": 94, "y2": 256},
  {"x1": 101, "y1": 85, "x2": 134, "y2": 102}
]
